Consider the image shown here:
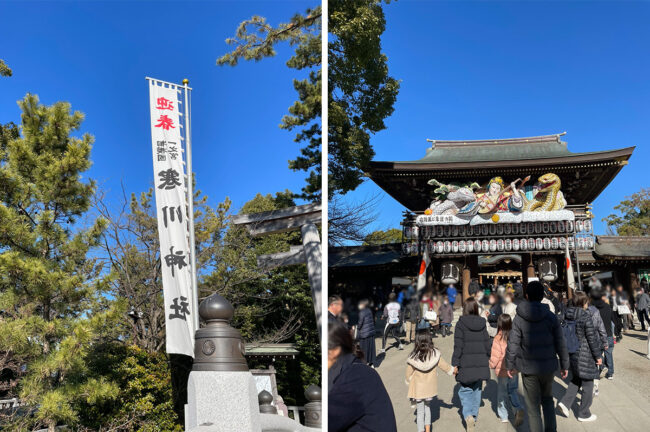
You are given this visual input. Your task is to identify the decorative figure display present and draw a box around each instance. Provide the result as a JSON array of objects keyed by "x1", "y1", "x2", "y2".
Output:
[
  {"x1": 426, "y1": 180, "x2": 479, "y2": 215},
  {"x1": 441, "y1": 261, "x2": 461, "y2": 285},
  {"x1": 520, "y1": 173, "x2": 566, "y2": 211}
]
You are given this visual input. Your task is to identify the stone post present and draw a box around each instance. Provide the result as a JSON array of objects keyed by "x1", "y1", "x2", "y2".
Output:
[
  {"x1": 258, "y1": 390, "x2": 277, "y2": 415},
  {"x1": 185, "y1": 293, "x2": 261, "y2": 431},
  {"x1": 304, "y1": 385, "x2": 322, "y2": 428}
]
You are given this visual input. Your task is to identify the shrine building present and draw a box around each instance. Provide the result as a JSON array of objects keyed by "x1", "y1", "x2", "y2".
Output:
[{"x1": 329, "y1": 134, "x2": 649, "y2": 303}]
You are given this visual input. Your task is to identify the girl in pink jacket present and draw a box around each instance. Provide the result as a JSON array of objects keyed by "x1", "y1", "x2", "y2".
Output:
[{"x1": 489, "y1": 314, "x2": 525, "y2": 426}]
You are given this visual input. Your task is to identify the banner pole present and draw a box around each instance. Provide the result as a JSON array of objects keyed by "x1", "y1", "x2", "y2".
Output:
[{"x1": 182, "y1": 78, "x2": 200, "y2": 332}]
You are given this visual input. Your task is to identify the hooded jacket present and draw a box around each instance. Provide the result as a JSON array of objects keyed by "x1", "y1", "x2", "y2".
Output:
[
  {"x1": 587, "y1": 305, "x2": 607, "y2": 351},
  {"x1": 564, "y1": 307, "x2": 601, "y2": 379},
  {"x1": 451, "y1": 315, "x2": 491, "y2": 384},
  {"x1": 329, "y1": 354, "x2": 397, "y2": 432},
  {"x1": 405, "y1": 348, "x2": 454, "y2": 400},
  {"x1": 505, "y1": 300, "x2": 569, "y2": 375}
]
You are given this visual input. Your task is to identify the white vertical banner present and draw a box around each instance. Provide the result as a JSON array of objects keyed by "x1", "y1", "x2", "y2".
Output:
[{"x1": 148, "y1": 79, "x2": 195, "y2": 357}]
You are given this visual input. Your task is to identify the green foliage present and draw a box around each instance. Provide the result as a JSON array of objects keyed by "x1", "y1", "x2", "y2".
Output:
[
  {"x1": 0, "y1": 94, "x2": 122, "y2": 430},
  {"x1": 363, "y1": 228, "x2": 402, "y2": 245},
  {"x1": 202, "y1": 191, "x2": 321, "y2": 403},
  {"x1": 0, "y1": 59, "x2": 11, "y2": 77},
  {"x1": 603, "y1": 188, "x2": 650, "y2": 236},
  {"x1": 329, "y1": 0, "x2": 400, "y2": 196},
  {"x1": 76, "y1": 344, "x2": 182, "y2": 432},
  {"x1": 217, "y1": 9, "x2": 322, "y2": 200}
]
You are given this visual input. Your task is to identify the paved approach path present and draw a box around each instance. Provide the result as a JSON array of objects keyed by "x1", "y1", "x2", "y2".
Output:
[{"x1": 373, "y1": 310, "x2": 650, "y2": 432}]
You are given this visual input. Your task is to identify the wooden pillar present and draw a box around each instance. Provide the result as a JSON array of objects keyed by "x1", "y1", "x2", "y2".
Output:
[
  {"x1": 493, "y1": 276, "x2": 498, "y2": 287},
  {"x1": 462, "y1": 265, "x2": 471, "y2": 303},
  {"x1": 479, "y1": 274, "x2": 483, "y2": 284}
]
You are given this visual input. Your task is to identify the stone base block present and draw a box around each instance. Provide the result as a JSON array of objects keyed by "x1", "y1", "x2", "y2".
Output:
[{"x1": 185, "y1": 371, "x2": 261, "y2": 431}]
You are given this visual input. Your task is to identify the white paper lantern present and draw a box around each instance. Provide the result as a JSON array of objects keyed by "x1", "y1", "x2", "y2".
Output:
[
  {"x1": 542, "y1": 222, "x2": 549, "y2": 234},
  {"x1": 587, "y1": 237, "x2": 594, "y2": 248},
  {"x1": 452, "y1": 226, "x2": 459, "y2": 237},
  {"x1": 534, "y1": 223, "x2": 542, "y2": 234},
  {"x1": 489, "y1": 239, "x2": 497, "y2": 252},
  {"x1": 459, "y1": 225, "x2": 465, "y2": 237},
  {"x1": 559, "y1": 237, "x2": 567, "y2": 249},
  {"x1": 576, "y1": 220, "x2": 584, "y2": 232},
  {"x1": 459, "y1": 240, "x2": 467, "y2": 253},
  {"x1": 497, "y1": 224, "x2": 504, "y2": 235},
  {"x1": 578, "y1": 237, "x2": 585, "y2": 250},
  {"x1": 585, "y1": 220, "x2": 592, "y2": 232},
  {"x1": 558, "y1": 221, "x2": 565, "y2": 232},
  {"x1": 528, "y1": 238, "x2": 536, "y2": 250},
  {"x1": 466, "y1": 240, "x2": 474, "y2": 252},
  {"x1": 482, "y1": 225, "x2": 489, "y2": 236},
  {"x1": 489, "y1": 224, "x2": 497, "y2": 236},
  {"x1": 550, "y1": 222, "x2": 557, "y2": 233},
  {"x1": 566, "y1": 221, "x2": 574, "y2": 232},
  {"x1": 413, "y1": 226, "x2": 419, "y2": 239},
  {"x1": 444, "y1": 241, "x2": 452, "y2": 253},
  {"x1": 474, "y1": 239, "x2": 482, "y2": 252},
  {"x1": 513, "y1": 223, "x2": 520, "y2": 235},
  {"x1": 452, "y1": 240, "x2": 459, "y2": 253},
  {"x1": 436, "y1": 226, "x2": 444, "y2": 237},
  {"x1": 568, "y1": 237, "x2": 575, "y2": 249},
  {"x1": 444, "y1": 226, "x2": 451, "y2": 237},
  {"x1": 436, "y1": 241, "x2": 444, "y2": 254},
  {"x1": 497, "y1": 239, "x2": 505, "y2": 251},
  {"x1": 543, "y1": 238, "x2": 551, "y2": 250},
  {"x1": 505, "y1": 238, "x2": 512, "y2": 251},
  {"x1": 551, "y1": 237, "x2": 559, "y2": 249},
  {"x1": 519, "y1": 238, "x2": 527, "y2": 251},
  {"x1": 482, "y1": 240, "x2": 490, "y2": 251},
  {"x1": 466, "y1": 225, "x2": 473, "y2": 236},
  {"x1": 504, "y1": 224, "x2": 512, "y2": 235},
  {"x1": 513, "y1": 238, "x2": 520, "y2": 251},
  {"x1": 535, "y1": 238, "x2": 543, "y2": 250}
]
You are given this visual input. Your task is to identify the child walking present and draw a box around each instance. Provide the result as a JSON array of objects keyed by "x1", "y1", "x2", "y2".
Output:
[
  {"x1": 405, "y1": 328, "x2": 454, "y2": 432},
  {"x1": 489, "y1": 314, "x2": 525, "y2": 426}
]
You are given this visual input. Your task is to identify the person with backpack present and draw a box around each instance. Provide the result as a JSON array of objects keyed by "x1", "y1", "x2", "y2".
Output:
[
  {"x1": 558, "y1": 292, "x2": 602, "y2": 422},
  {"x1": 452, "y1": 297, "x2": 491, "y2": 432},
  {"x1": 505, "y1": 281, "x2": 569, "y2": 432},
  {"x1": 380, "y1": 293, "x2": 403, "y2": 353},
  {"x1": 489, "y1": 314, "x2": 525, "y2": 426},
  {"x1": 405, "y1": 328, "x2": 454, "y2": 432}
]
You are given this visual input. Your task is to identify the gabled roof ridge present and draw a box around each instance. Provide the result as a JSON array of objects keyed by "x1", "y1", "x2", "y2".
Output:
[{"x1": 429, "y1": 133, "x2": 565, "y2": 148}]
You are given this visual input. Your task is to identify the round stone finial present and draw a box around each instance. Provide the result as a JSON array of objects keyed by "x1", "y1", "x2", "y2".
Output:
[
  {"x1": 304, "y1": 384, "x2": 322, "y2": 402},
  {"x1": 258, "y1": 390, "x2": 273, "y2": 405},
  {"x1": 198, "y1": 292, "x2": 234, "y2": 322}
]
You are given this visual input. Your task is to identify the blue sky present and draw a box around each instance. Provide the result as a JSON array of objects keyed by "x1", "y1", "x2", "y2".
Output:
[
  {"x1": 0, "y1": 0, "x2": 315, "y2": 215},
  {"x1": 344, "y1": 0, "x2": 649, "y2": 237}
]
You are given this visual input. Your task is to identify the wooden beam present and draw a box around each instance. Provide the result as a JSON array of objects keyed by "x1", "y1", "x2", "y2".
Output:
[
  {"x1": 243, "y1": 213, "x2": 322, "y2": 237},
  {"x1": 257, "y1": 246, "x2": 306, "y2": 270},
  {"x1": 232, "y1": 203, "x2": 320, "y2": 224}
]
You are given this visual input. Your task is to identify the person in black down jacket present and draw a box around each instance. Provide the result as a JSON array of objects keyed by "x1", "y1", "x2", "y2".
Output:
[
  {"x1": 329, "y1": 321, "x2": 397, "y2": 432},
  {"x1": 355, "y1": 299, "x2": 377, "y2": 367},
  {"x1": 557, "y1": 292, "x2": 602, "y2": 422},
  {"x1": 590, "y1": 286, "x2": 615, "y2": 379},
  {"x1": 452, "y1": 297, "x2": 491, "y2": 432},
  {"x1": 505, "y1": 281, "x2": 569, "y2": 432}
]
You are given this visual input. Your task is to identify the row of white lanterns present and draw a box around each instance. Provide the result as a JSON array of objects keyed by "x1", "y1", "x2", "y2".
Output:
[
  {"x1": 404, "y1": 219, "x2": 592, "y2": 240},
  {"x1": 402, "y1": 236, "x2": 595, "y2": 255}
]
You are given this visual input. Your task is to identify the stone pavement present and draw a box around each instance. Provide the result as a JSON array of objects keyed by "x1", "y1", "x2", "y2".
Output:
[{"x1": 373, "y1": 311, "x2": 650, "y2": 432}]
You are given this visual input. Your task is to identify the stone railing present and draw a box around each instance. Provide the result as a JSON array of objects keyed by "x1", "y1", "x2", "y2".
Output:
[{"x1": 258, "y1": 384, "x2": 321, "y2": 428}]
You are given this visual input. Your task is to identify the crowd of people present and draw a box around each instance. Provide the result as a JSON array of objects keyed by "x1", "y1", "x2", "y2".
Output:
[{"x1": 328, "y1": 278, "x2": 650, "y2": 432}]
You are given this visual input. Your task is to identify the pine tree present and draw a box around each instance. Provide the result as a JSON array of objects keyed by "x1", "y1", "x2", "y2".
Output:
[{"x1": 0, "y1": 94, "x2": 121, "y2": 431}]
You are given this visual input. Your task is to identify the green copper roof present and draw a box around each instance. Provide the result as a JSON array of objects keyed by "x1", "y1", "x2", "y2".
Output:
[{"x1": 403, "y1": 134, "x2": 613, "y2": 164}]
